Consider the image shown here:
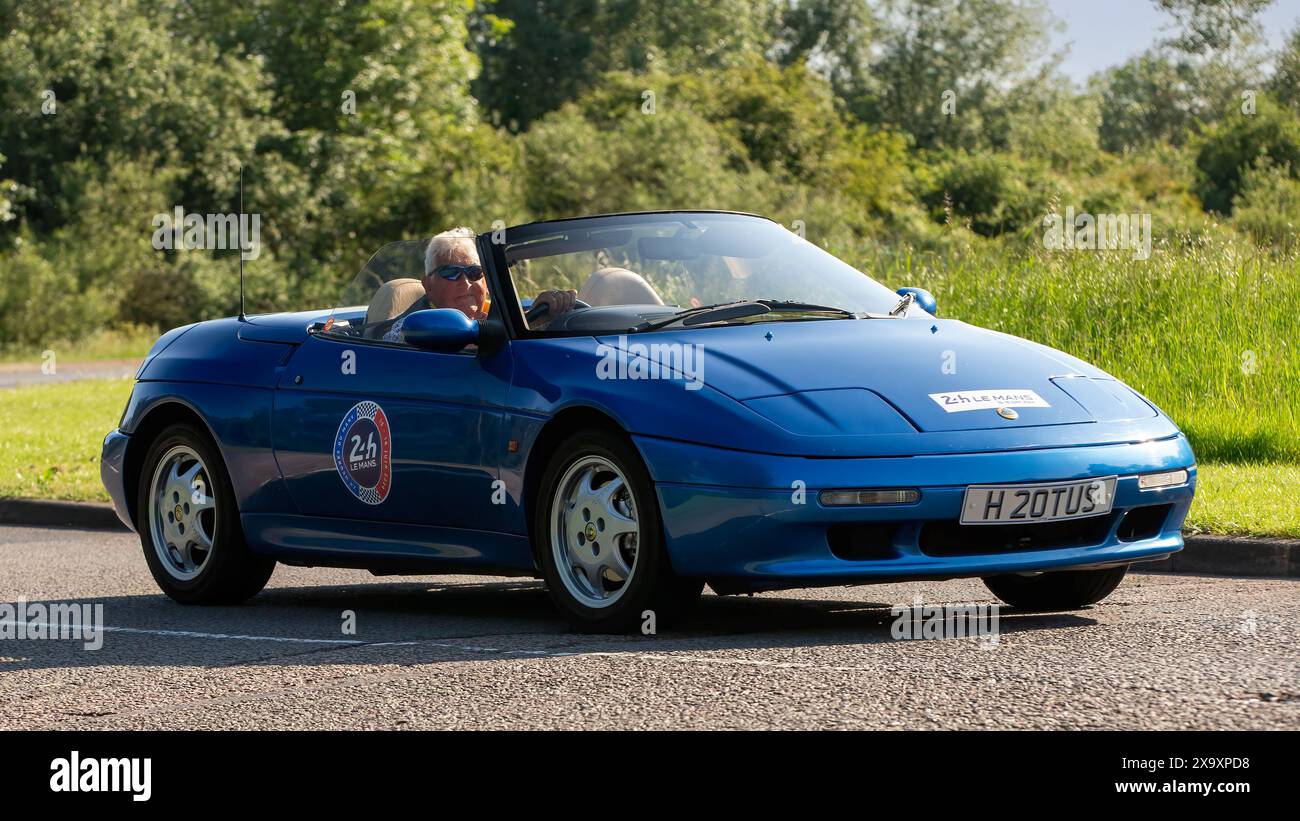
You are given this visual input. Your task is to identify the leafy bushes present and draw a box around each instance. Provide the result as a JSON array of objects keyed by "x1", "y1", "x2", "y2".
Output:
[
  {"x1": 1194, "y1": 99, "x2": 1300, "y2": 214},
  {"x1": 1232, "y1": 159, "x2": 1300, "y2": 248},
  {"x1": 920, "y1": 151, "x2": 1057, "y2": 236},
  {"x1": 0, "y1": 237, "x2": 95, "y2": 349}
]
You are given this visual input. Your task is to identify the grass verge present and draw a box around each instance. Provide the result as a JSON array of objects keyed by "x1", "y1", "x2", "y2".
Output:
[
  {"x1": 0, "y1": 378, "x2": 133, "y2": 501},
  {"x1": 1183, "y1": 462, "x2": 1300, "y2": 539}
]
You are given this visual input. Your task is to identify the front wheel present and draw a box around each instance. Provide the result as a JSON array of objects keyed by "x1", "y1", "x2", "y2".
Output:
[
  {"x1": 135, "y1": 423, "x2": 275, "y2": 604},
  {"x1": 982, "y1": 565, "x2": 1128, "y2": 611},
  {"x1": 535, "y1": 430, "x2": 702, "y2": 632}
]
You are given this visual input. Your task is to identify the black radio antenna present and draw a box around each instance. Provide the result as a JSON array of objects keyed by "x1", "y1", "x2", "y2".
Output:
[{"x1": 238, "y1": 164, "x2": 247, "y2": 321}]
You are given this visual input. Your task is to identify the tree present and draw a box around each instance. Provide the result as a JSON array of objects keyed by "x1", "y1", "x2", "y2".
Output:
[
  {"x1": 0, "y1": 0, "x2": 509, "y2": 324},
  {"x1": 850, "y1": 0, "x2": 1056, "y2": 152},
  {"x1": 1095, "y1": 52, "x2": 1205, "y2": 151},
  {"x1": 178, "y1": 0, "x2": 491, "y2": 273},
  {"x1": 0, "y1": 0, "x2": 275, "y2": 235},
  {"x1": 470, "y1": 0, "x2": 774, "y2": 131},
  {"x1": 1093, "y1": 0, "x2": 1271, "y2": 153},
  {"x1": 768, "y1": 0, "x2": 877, "y2": 104},
  {"x1": 519, "y1": 64, "x2": 911, "y2": 239},
  {"x1": 1270, "y1": 25, "x2": 1300, "y2": 113},
  {"x1": 1154, "y1": 0, "x2": 1273, "y2": 55},
  {"x1": 0, "y1": 152, "x2": 16, "y2": 227}
]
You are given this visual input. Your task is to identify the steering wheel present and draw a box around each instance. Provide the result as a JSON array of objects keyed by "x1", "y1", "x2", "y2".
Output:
[{"x1": 526, "y1": 297, "x2": 591, "y2": 324}]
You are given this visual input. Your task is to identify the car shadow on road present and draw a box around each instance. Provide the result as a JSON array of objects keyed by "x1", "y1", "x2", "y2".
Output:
[{"x1": 0, "y1": 578, "x2": 1098, "y2": 673}]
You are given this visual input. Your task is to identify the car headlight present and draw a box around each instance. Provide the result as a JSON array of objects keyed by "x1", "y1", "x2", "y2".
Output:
[{"x1": 1051, "y1": 377, "x2": 1157, "y2": 422}]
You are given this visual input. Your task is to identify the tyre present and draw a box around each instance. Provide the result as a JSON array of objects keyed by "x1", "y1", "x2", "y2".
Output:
[
  {"x1": 535, "y1": 429, "x2": 703, "y2": 632},
  {"x1": 982, "y1": 565, "x2": 1128, "y2": 611},
  {"x1": 135, "y1": 423, "x2": 275, "y2": 604}
]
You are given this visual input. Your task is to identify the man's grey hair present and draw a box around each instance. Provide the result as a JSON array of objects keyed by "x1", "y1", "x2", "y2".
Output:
[{"x1": 425, "y1": 227, "x2": 477, "y2": 275}]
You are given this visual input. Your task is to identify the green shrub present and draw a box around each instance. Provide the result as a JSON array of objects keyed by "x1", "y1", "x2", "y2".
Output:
[
  {"x1": 922, "y1": 151, "x2": 1058, "y2": 236},
  {"x1": 1194, "y1": 99, "x2": 1300, "y2": 214},
  {"x1": 0, "y1": 236, "x2": 98, "y2": 349},
  {"x1": 522, "y1": 103, "x2": 776, "y2": 219},
  {"x1": 1232, "y1": 159, "x2": 1300, "y2": 248}
]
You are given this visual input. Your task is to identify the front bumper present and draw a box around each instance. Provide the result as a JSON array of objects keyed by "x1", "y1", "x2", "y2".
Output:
[
  {"x1": 100, "y1": 429, "x2": 135, "y2": 531},
  {"x1": 635, "y1": 433, "x2": 1196, "y2": 588}
]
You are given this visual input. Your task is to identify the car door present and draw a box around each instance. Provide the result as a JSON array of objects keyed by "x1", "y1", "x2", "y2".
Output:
[{"x1": 271, "y1": 332, "x2": 513, "y2": 532}]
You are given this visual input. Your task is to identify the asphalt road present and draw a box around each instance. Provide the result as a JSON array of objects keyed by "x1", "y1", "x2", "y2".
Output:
[
  {"x1": 1, "y1": 524, "x2": 1297, "y2": 730},
  {"x1": 0, "y1": 360, "x2": 139, "y2": 389}
]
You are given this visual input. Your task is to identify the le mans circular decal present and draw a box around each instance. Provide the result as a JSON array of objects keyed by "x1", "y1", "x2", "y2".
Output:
[{"x1": 333, "y1": 401, "x2": 392, "y2": 505}]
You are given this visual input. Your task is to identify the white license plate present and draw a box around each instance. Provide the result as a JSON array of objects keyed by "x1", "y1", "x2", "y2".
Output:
[{"x1": 960, "y1": 477, "x2": 1117, "y2": 525}]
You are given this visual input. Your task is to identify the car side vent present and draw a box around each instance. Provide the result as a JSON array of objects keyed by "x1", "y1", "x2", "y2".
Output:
[
  {"x1": 1116, "y1": 504, "x2": 1172, "y2": 543},
  {"x1": 827, "y1": 523, "x2": 899, "y2": 561}
]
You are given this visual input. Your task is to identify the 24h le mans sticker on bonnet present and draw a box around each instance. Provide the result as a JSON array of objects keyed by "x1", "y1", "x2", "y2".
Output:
[
  {"x1": 333, "y1": 401, "x2": 392, "y2": 505},
  {"x1": 928, "y1": 389, "x2": 1050, "y2": 413}
]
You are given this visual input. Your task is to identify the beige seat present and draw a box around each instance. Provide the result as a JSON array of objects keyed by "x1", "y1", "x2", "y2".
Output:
[
  {"x1": 578, "y1": 267, "x2": 664, "y2": 307},
  {"x1": 364, "y1": 278, "x2": 426, "y2": 338}
]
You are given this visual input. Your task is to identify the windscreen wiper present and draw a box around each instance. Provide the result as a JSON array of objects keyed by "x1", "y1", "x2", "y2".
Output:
[{"x1": 632, "y1": 299, "x2": 858, "y2": 332}]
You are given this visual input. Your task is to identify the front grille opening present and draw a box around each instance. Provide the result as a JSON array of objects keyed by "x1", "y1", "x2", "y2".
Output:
[
  {"x1": 1116, "y1": 504, "x2": 1172, "y2": 542},
  {"x1": 919, "y1": 514, "x2": 1115, "y2": 557},
  {"x1": 827, "y1": 523, "x2": 899, "y2": 561}
]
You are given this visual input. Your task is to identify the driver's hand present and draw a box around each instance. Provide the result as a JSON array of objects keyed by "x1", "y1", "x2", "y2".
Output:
[{"x1": 534, "y1": 289, "x2": 578, "y2": 317}]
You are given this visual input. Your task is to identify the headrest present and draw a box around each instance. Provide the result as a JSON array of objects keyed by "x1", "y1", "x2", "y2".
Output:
[
  {"x1": 578, "y1": 267, "x2": 664, "y2": 306},
  {"x1": 366, "y1": 278, "x2": 426, "y2": 326}
]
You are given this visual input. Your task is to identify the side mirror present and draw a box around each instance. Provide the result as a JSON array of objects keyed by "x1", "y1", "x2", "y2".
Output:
[
  {"x1": 896, "y1": 287, "x2": 937, "y2": 316},
  {"x1": 401, "y1": 308, "x2": 480, "y2": 351}
]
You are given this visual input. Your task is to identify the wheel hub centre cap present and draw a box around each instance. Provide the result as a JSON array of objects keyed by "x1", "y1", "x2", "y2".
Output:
[{"x1": 584, "y1": 522, "x2": 597, "y2": 542}]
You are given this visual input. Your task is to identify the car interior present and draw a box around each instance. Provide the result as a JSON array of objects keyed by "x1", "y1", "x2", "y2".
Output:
[{"x1": 357, "y1": 264, "x2": 670, "y2": 340}]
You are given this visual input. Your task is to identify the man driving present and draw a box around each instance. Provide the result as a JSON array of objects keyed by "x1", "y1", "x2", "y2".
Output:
[{"x1": 381, "y1": 227, "x2": 577, "y2": 342}]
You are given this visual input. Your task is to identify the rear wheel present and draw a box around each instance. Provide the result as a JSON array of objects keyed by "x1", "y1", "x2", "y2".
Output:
[
  {"x1": 135, "y1": 423, "x2": 275, "y2": 604},
  {"x1": 535, "y1": 430, "x2": 702, "y2": 632},
  {"x1": 982, "y1": 565, "x2": 1128, "y2": 611}
]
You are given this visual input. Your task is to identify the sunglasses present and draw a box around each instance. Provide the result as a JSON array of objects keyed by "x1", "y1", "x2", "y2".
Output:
[{"x1": 431, "y1": 263, "x2": 485, "y2": 282}]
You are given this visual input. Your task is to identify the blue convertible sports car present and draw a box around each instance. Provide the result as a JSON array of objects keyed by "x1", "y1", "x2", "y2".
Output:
[{"x1": 102, "y1": 211, "x2": 1196, "y2": 630}]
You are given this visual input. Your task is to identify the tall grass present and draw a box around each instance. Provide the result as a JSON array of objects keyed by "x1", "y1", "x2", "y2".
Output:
[{"x1": 859, "y1": 233, "x2": 1300, "y2": 463}]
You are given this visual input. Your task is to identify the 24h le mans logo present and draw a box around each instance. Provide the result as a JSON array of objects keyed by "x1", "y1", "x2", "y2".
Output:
[{"x1": 333, "y1": 401, "x2": 392, "y2": 505}]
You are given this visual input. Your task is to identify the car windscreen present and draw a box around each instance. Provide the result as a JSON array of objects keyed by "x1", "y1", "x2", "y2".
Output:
[
  {"x1": 504, "y1": 213, "x2": 910, "y2": 332},
  {"x1": 312, "y1": 239, "x2": 436, "y2": 341}
]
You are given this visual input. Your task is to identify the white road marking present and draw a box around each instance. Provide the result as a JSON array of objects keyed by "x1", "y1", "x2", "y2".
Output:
[
  {"x1": 3, "y1": 615, "x2": 999, "y2": 676},
  {"x1": 0, "y1": 621, "x2": 365, "y2": 645},
  {"x1": 2, "y1": 620, "x2": 990, "y2": 676},
  {"x1": 0, "y1": 620, "x2": 869, "y2": 671}
]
